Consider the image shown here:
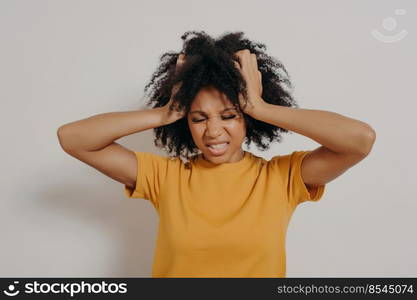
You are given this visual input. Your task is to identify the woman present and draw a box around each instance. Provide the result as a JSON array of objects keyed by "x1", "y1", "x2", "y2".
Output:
[{"x1": 57, "y1": 30, "x2": 376, "y2": 278}]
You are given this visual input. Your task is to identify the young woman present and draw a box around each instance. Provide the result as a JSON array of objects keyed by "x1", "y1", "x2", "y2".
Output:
[{"x1": 57, "y1": 30, "x2": 376, "y2": 278}]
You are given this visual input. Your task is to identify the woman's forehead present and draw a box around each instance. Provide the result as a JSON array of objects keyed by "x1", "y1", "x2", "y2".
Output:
[{"x1": 191, "y1": 87, "x2": 234, "y2": 111}]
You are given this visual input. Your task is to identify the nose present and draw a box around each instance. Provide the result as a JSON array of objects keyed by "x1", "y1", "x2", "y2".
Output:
[{"x1": 205, "y1": 118, "x2": 224, "y2": 138}]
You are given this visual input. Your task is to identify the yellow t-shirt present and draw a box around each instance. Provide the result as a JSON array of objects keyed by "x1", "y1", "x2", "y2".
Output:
[{"x1": 124, "y1": 150, "x2": 325, "y2": 277}]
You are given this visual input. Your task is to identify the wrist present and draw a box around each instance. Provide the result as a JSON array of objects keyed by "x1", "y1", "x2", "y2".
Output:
[
  {"x1": 249, "y1": 101, "x2": 269, "y2": 120},
  {"x1": 158, "y1": 105, "x2": 185, "y2": 126},
  {"x1": 150, "y1": 106, "x2": 169, "y2": 126}
]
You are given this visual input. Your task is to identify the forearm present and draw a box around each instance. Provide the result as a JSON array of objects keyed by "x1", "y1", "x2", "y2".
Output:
[
  {"x1": 253, "y1": 102, "x2": 376, "y2": 155},
  {"x1": 57, "y1": 107, "x2": 166, "y2": 152}
]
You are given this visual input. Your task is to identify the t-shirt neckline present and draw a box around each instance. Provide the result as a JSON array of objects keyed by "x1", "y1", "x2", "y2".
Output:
[{"x1": 192, "y1": 150, "x2": 251, "y2": 171}]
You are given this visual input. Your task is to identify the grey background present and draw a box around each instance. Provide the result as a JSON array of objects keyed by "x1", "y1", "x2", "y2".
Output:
[{"x1": 1, "y1": 0, "x2": 416, "y2": 277}]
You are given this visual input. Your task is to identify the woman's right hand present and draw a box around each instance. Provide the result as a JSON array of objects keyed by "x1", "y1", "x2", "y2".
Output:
[{"x1": 161, "y1": 54, "x2": 187, "y2": 125}]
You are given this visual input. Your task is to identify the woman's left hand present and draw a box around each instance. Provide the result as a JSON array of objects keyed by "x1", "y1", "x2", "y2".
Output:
[{"x1": 233, "y1": 49, "x2": 266, "y2": 117}]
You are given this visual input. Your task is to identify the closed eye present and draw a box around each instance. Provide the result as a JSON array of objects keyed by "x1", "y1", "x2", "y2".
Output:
[{"x1": 192, "y1": 115, "x2": 236, "y2": 123}]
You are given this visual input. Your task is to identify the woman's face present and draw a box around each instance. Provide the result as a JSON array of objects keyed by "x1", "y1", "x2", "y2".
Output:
[{"x1": 187, "y1": 86, "x2": 246, "y2": 164}]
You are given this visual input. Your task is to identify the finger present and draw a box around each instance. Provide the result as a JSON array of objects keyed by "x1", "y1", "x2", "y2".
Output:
[
  {"x1": 175, "y1": 55, "x2": 185, "y2": 74},
  {"x1": 233, "y1": 60, "x2": 241, "y2": 69},
  {"x1": 233, "y1": 50, "x2": 246, "y2": 63},
  {"x1": 251, "y1": 53, "x2": 258, "y2": 69},
  {"x1": 171, "y1": 81, "x2": 182, "y2": 96},
  {"x1": 178, "y1": 54, "x2": 185, "y2": 64},
  {"x1": 234, "y1": 49, "x2": 245, "y2": 57},
  {"x1": 177, "y1": 54, "x2": 186, "y2": 64},
  {"x1": 258, "y1": 71, "x2": 263, "y2": 93}
]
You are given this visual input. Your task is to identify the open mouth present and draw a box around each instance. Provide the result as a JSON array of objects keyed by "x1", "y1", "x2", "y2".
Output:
[{"x1": 206, "y1": 142, "x2": 229, "y2": 156}]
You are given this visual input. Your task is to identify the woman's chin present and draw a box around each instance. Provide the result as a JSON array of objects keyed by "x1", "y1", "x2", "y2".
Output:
[{"x1": 202, "y1": 151, "x2": 229, "y2": 164}]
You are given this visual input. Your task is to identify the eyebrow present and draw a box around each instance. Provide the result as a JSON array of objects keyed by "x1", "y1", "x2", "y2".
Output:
[{"x1": 189, "y1": 107, "x2": 237, "y2": 114}]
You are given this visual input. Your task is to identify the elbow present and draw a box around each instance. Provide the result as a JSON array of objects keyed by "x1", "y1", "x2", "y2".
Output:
[
  {"x1": 57, "y1": 126, "x2": 65, "y2": 138},
  {"x1": 57, "y1": 126, "x2": 67, "y2": 151},
  {"x1": 358, "y1": 125, "x2": 376, "y2": 156},
  {"x1": 57, "y1": 125, "x2": 74, "y2": 153}
]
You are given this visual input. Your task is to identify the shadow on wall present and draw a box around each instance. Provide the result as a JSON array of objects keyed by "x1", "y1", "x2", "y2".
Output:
[{"x1": 26, "y1": 128, "x2": 160, "y2": 276}]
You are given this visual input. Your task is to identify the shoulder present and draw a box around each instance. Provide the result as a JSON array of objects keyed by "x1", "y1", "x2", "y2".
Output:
[
  {"x1": 248, "y1": 152, "x2": 268, "y2": 167},
  {"x1": 132, "y1": 151, "x2": 184, "y2": 169},
  {"x1": 265, "y1": 151, "x2": 312, "y2": 175}
]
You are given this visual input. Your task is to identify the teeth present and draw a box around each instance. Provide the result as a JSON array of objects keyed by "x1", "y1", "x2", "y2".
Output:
[{"x1": 208, "y1": 143, "x2": 228, "y2": 149}]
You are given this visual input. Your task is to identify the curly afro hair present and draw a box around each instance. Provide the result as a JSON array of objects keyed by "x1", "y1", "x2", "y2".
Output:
[{"x1": 143, "y1": 30, "x2": 299, "y2": 162}]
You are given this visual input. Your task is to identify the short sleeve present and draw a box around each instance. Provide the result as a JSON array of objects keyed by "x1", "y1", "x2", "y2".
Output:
[
  {"x1": 270, "y1": 150, "x2": 325, "y2": 208},
  {"x1": 123, "y1": 151, "x2": 171, "y2": 210}
]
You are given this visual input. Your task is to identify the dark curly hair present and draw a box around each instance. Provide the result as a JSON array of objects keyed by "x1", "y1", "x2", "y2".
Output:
[{"x1": 143, "y1": 30, "x2": 298, "y2": 162}]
